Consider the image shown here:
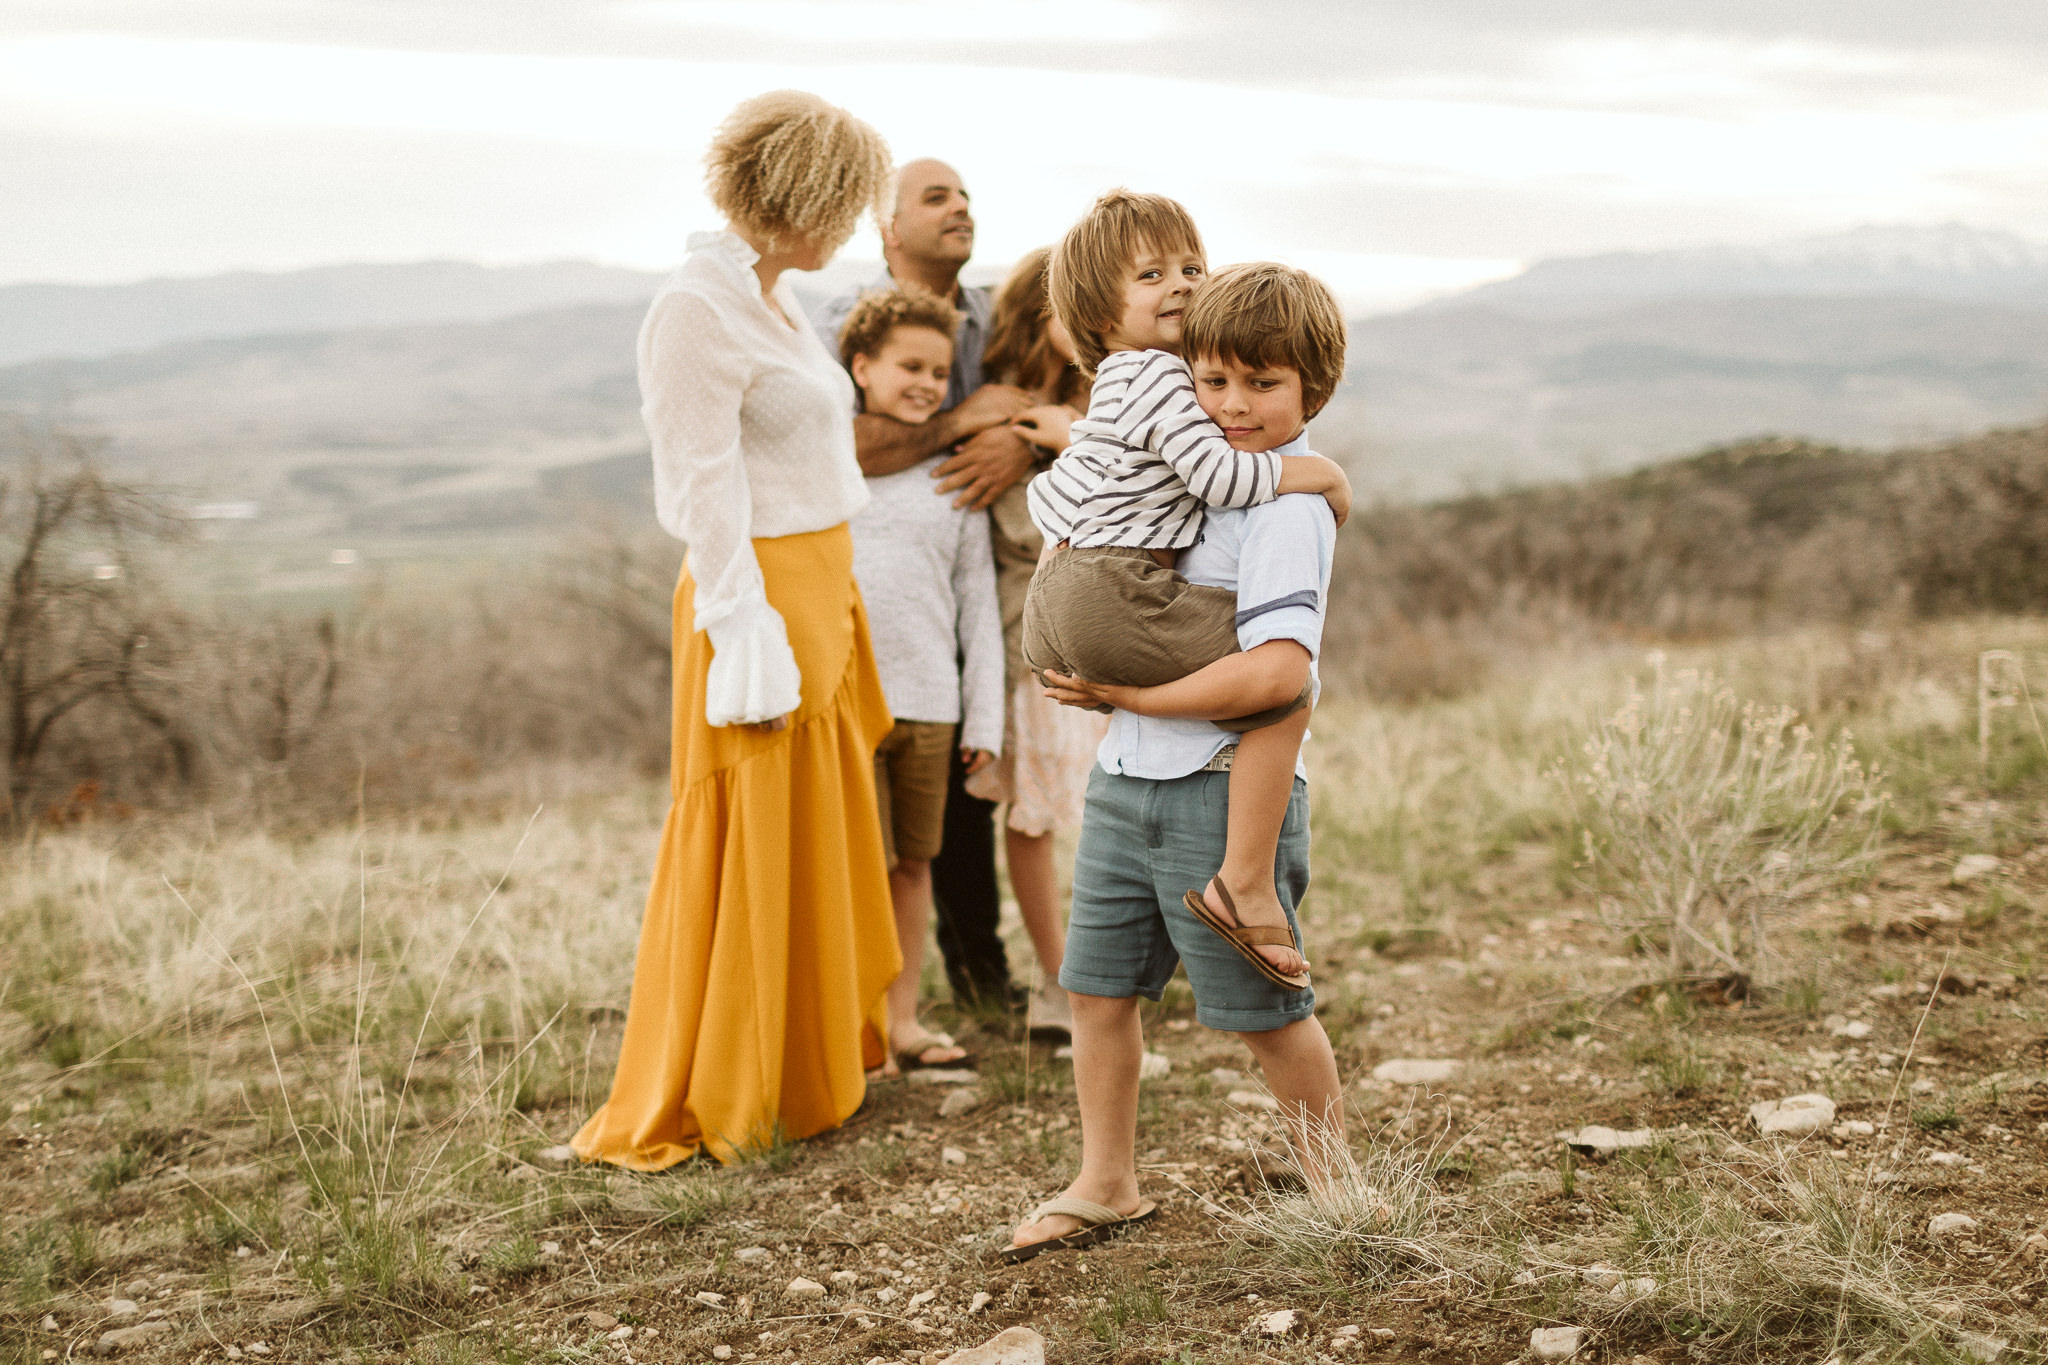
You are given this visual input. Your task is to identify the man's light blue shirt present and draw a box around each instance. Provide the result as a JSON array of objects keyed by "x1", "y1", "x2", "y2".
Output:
[
  {"x1": 1095, "y1": 434, "x2": 1337, "y2": 781},
  {"x1": 809, "y1": 268, "x2": 990, "y2": 411}
]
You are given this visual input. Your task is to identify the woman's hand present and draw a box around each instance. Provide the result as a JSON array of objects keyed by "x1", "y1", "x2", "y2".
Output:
[
  {"x1": 961, "y1": 747, "x2": 995, "y2": 775},
  {"x1": 1010, "y1": 403, "x2": 1076, "y2": 452},
  {"x1": 748, "y1": 715, "x2": 791, "y2": 734},
  {"x1": 1040, "y1": 670, "x2": 1141, "y2": 713}
]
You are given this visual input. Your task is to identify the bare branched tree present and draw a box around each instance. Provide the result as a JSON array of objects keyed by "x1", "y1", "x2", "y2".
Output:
[{"x1": 0, "y1": 420, "x2": 185, "y2": 819}]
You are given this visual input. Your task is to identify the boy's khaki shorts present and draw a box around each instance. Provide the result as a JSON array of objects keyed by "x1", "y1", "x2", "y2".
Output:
[
  {"x1": 873, "y1": 719, "x2": 955, "y2": 866},
  {"x1": 1020, "y1": 546, "x2": 1308, "y2": 729}
]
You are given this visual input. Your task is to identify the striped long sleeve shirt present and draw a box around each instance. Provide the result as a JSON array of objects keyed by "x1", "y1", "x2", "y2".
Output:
[{"x1": 1025, "y1": 349, "x2": 1283, "y2": 550}]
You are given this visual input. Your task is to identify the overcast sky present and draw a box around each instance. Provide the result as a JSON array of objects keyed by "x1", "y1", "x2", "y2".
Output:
[{"x1": 7, "y1": 0, "x2": 2048, "y2": 310}]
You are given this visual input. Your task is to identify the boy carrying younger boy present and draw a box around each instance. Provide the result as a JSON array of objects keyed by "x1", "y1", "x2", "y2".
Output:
[{"x1": 1006, "y1": 192, "x2": 1351, "y2": 1259}]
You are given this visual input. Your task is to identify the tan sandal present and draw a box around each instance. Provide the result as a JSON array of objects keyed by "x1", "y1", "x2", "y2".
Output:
[
  {"x1": 997, "y1": 1197, "x2": 1159, "y2": 1264},
  {"x1": 1181, "y1": 878, "x2": 1309, "y2": 992}
]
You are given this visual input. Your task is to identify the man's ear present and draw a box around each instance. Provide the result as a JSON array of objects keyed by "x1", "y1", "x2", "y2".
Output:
[{"x1": 878, "y1": 213, "x2": 902, "y2": 252}]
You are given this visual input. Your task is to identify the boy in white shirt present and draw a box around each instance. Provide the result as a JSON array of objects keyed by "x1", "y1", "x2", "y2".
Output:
[
  {"x1": 1006, "y1": 258, "x2": 1350, "y2": 1262},
  {"x1": 841, "y1": 289, "x2": 1006, "y2": 1073}
]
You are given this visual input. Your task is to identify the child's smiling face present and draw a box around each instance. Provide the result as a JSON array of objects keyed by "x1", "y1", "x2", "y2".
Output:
[
  {"x1": 850, "y1": 325, "x2": 953, "y2": 424},
  {"x1": 1189, "y1": 354, "x2": 1306, "y2": 453},
  {"x1": 1101, "y1": 244, "x2": 1206, "y2": 355}
]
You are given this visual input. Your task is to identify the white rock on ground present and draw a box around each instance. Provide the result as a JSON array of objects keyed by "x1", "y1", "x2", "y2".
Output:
[
  {"x1": 1832, "y1": 1120, "x2": 1876, "y2": 1139},
  {"x1": 939, "y1": 1087, "x2": 982, "y2": 1118},
  {"x1": 1227, "y1": 1090, "x2": 1281, "y2": 1113},
  {"x1": 937, "y1": 1325, "x2": 1046, "y2": 1364},
  {"x1": 1961, "y1": 1333, "x2": 2011, "y2": 1362},
  {"x1": 786, "y1": 1278, "x2": 826, "y2": 1299},
  {"x1": 575, "y1": 1311, "x2": 618, "y2": 1331},
  {"x1": 1825, "y1": 1016, "x2": 1873, "y2": 1039},
  {"x1": 1530, "y1": 1325, "x2": 1585, "y2": 1360},
  {"x1": 1139, "y1": 1051, "x2": 1172, "y2": 1080},
  {"x1": 1258, "y1": 1308, "x2": 1300, "y2": 1335},
  {"x1": 735, "y1": 1246, "x2": 770, "y2": 1263},
  {"x1": 94, "y1": 1323, "x2": 172, "y2": 1354},
  {"x1": 712, "y1": 1347, "x2": 733, "y2": 1361},
  {"x1": 1580, "y1": 1263, "x2": 1622, "y2": 1291},
  {"x1": 829, "y1": 1271, "x2": 858, "y2": 1288},
  {"x1": 101, "y1": 1299, "x2": 140, "y2": 1318},
  {"x1": 693, "y1": 1291, "x2": 726, "y2": 1306},
  {"x1": 1558, "y1": 1126, "x2": 1654, "y2": 1157},
  {"x1": 605, "y1": 1325, "x2": 633, "y2": 1342},
  {"x1": 1748, "y1": 1093, "x2": 1835, "y2": 1136},
  {"x1": 942, "y1": 1146, "x2": 967, "y2": 1165},
  {"x1": 1929, "y1": 1213, "x2": 1979, "y2": 1237},
  {"x1": 908, "y1": 1069, "x2": 978, "y2": 1086},
  {"x1": 1371, "y1": 1058, "x2": 1459, "y2": 1085},
  {"x1": 968, "y1": 1291, "x2": 991, "y2": 1314},
  {"x1": 535, "y1": 1144, "x2": 578, "y2": 1165},
  {"x1": 1953, "y1": 853, "x2": 2001, "y2": 883},
  {"x1": 1209, "y1": 1068, "x2": 1242, "y2": 1085},
  {"x1": 1927, "y1": 1151, "x2": 1966, "y2": 1167}
]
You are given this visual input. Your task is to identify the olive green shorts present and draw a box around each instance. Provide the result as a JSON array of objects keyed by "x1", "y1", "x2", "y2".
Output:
[
  {"x1": 873, "y1": 719, "x2": 955, "y2": 865},
  {"x1": 1020, "y1": 545, "x2": 1308, "y2": 730}
]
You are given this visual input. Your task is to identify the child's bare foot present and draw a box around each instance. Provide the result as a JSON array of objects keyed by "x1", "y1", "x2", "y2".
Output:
[{"x1": 1207, "y1": 873, "x2": 1307, "y2": 977}]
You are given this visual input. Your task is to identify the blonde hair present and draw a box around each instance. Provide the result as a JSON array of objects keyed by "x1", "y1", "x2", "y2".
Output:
[
  {"x1": 1047, "y1": 189, "x2": 1205, "y2": 374},
  {"x1": 1179, "y1": 262, "x2": 1349, "y2": 419},
  {"x1": 982, "y1": 248, "x2": 1089, "y2": 407},
  {"x1": 704, "y1": 90, "x2": 892, "y2": 254},
  {"x1": 836, "y1": 287, "x2": 961, "y2": 367}
]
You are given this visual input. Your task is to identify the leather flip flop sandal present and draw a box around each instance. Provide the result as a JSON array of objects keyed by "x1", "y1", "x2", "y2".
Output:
[
  {"x1": 1180, "y1": 878, "x2": 1310, "y2": 992},
  {"x1": 997, "y1": 1197, "x2": 1160, "y2": 1264},
  {"x1": 892, "y1": 1031, "x2": 976, "y2": 1072}
]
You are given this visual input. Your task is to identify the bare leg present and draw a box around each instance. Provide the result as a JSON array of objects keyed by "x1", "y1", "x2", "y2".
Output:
[
  {"x1": 1009, "y1": 992, "x2": 1146, "y2": 1248},
  {"x1": 1006, "y1": 827, "x2": 1066, "y2": 978},
  {"x1": 1236, "y1": 1016, "x2": 1345, "y2": 1190},
  {"x1": 885, "y1": 857, "x2": 965, "y2": 1071},
  {"x1": 1208, "y1": 708, "x2": 1312, "y2": 975}
]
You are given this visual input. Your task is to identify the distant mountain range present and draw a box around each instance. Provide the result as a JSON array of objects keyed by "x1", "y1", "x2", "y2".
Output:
[
  {"x1": 3, "y1": 223, "x2": 2046, "y2": 531},
  {"x1": 1449, "y1": 223, "x2": 2048, "y2": 316},
  {"x1": 0, "y1": 259, "x2": 664, "y2": 368}
]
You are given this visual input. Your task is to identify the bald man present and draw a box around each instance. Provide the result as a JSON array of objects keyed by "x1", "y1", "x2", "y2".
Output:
[{"x1": 812, "y1": 159, "x2": 1042, "y2": 1015}]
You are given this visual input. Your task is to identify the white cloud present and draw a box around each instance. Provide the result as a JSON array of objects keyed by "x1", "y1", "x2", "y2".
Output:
[
  {"x1": 3, "y1": 26, "x2": 2047, "y2": 287},
  {"x1": 625, "y1": 0, "x2": 1165, "y2": 44}
]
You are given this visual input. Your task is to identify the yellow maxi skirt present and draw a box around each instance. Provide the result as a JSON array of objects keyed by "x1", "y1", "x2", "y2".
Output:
[{"x1": 572, "y1": 523, "x2": 900, "y2": 1168}]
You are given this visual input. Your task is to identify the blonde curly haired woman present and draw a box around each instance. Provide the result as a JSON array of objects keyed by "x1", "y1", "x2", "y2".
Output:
[{"x1": 572, "y1": 91, "x2": 899, "y2": 1168}]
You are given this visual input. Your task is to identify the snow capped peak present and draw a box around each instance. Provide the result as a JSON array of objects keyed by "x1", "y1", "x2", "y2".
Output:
[{"x1": 1451, "y1": 223, "x2": 2048, "y2": 315}]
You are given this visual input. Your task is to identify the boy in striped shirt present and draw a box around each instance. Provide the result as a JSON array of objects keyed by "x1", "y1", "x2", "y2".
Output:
[{"x1": 1022, "y1": 189, "x2": 1350, "y2": 992}]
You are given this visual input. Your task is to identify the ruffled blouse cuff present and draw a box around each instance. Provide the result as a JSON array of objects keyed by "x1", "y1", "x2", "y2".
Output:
[{"x1": 703, "y1": 596, "x2": 803, "y2": 727}]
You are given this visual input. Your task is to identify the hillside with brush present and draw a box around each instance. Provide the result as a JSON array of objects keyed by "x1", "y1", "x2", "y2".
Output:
[{"x1": 1333, "y1": 421, "x2": 2048, "y2": 696}]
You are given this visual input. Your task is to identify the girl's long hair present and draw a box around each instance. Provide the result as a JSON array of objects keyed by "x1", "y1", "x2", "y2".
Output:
[{"x1": 983, "y1": 247, "x2": 1090, "y2": 407}]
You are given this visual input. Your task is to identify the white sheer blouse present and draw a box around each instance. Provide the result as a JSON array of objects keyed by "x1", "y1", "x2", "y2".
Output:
[{"x1": 640, "y1": 231, "x2": 869, "y2": 726}]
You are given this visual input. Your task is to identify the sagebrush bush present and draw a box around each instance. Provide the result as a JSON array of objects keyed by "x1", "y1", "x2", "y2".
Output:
[{"x1": 1560, "y1": 656, "x2": 1886, "y2": 984}]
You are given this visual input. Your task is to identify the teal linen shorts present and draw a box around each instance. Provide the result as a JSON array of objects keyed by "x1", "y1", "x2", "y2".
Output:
[{"x1": 1058, "y1": 765, "x2": 1316, "y2": 1033}]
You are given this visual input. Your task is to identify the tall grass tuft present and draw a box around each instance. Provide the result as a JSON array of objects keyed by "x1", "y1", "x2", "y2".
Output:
[
  {"x1": 1227, "y1": 1120, "x2": 1475, "y2": 1289},
  {"x1": 1561, "y1": 656, "x2": 1886, "y2": 984}
]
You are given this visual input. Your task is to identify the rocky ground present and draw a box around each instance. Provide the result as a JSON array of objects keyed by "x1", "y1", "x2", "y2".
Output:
[{"x1": 5, "y1": 625, "x2": 2048, "y2": 1363}]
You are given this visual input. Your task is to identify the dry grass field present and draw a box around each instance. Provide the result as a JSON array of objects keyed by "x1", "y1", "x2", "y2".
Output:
[{"x1": 5, "y1": 616, "x2": 2048, "y2": 1364}]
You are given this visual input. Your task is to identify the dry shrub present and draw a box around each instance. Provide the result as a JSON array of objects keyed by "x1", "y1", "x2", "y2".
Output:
[
  {"x1": 0, "y1": 420, "x2": 682, "y2": 821},
  {"x1": 1560, "y1": 656, "x2": 1886, "y2": 984},
  {"x1": 1326, "y1": 423, "x2": 2048, "y2": 700}
]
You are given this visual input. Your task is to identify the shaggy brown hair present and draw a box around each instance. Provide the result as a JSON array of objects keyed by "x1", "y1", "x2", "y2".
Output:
[
  {"x1": 836, "y1": 287, "x2": 961, "y2": 367},
  {"x1": 1047, "y1": 189, "x2": 1205, "y2": 374},
  {"x1": 982, "y1": 247, "x2": 1089, "y2": 407},
  {"x1": 1179, "y1": 261, "x2": 1348, "y2": 418},
  {"x1": 704, "y1": 91, "x2": 892, "y2": 253}
]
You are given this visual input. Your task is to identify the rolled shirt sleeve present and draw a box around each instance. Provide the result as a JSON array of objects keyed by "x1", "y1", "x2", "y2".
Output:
[
  {"x1": 642, "y1": 288, "x2": 802, "y2": 727},
  {"x1": 1232, "y1": 493, "x2": 1337, "y2": 689}
]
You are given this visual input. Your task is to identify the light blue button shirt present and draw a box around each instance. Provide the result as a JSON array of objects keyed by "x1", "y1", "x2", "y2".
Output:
[{"x1": 1094, "y1": 434, "x2": 1337, "y2": 781}]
